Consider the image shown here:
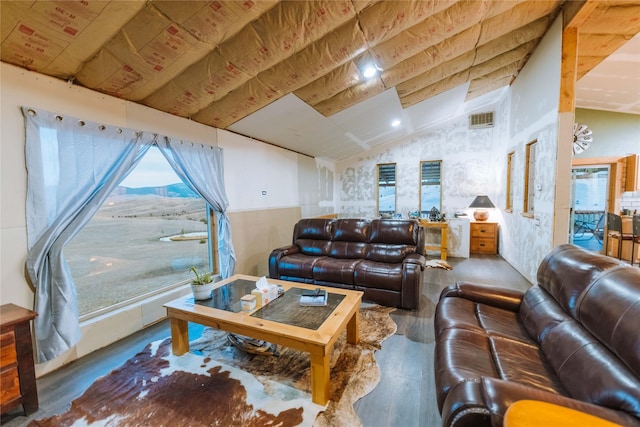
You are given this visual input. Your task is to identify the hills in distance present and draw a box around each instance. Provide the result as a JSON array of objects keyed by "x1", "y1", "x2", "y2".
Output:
[{"x1": 111, "y1": 182, "x2": 198, "y2": 198}]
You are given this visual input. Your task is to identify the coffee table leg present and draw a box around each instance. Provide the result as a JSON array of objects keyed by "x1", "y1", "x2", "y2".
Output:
[
  {"x1": 170, "y1": 317, "x2": 189, "y2": 355},
  {"x1": 346, "y1": 309, "x2": 359, "y2": 344},
  {"x1": 310, "y1": 351, "x2": 330, "y2": 405}
]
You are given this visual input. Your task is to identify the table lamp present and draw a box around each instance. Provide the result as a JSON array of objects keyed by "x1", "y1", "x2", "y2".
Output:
[{"x1": 469, "y1": 195, "x2": 494, "y2": 221}]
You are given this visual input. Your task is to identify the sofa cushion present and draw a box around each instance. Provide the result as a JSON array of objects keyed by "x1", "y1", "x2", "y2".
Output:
[
  {"x1": 435, "y1": 297, "x2": 533, "y2": 344},
  {"x1": 540, "y1": 319, "x2": 640, "y2": 418},
  {"x1": 370, "y1": 219, "x2": 419, "y2": 245},
  {"x1": 519, "y1": 286, "x2": 571, "y2": 343},
  {"x1": 576, "y1": 266, "x2": 640, "y2": 378},
  {"x1": 536, "y1": 244, "x2": 622, "y2": 318},
  {"x1": 367, "y1": 244, "x2": 417, "y2": 263},
  {"x1": 275, "y1": 253, "x2": 323, "y2": 279},
  {"x1": 354, "y1": 260, "x2": 403, "y2": 291},
  {"x1": 332, "y1": 218, "x2": 370, "y2": 241},
  {"x1": 313, "y1": 257, "x2": 362, "y2": 284},
  {"x1": 293, "y1": 218, "x2": 333, "y2": 256}
]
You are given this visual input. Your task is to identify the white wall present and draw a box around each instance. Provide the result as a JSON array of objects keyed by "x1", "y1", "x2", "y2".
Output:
[
  {"x1": 0, "y1": 62, "x2": 327, "y2": 374},
  {"x1": 499, "y1": 17, "x2": 565, "y2": 281}
]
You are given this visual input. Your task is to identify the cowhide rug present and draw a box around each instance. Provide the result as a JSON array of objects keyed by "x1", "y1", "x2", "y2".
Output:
[
  {"x1": 30, "y1": 305, "x2": 396, "y2": 427},
  {"x1": 425, "y1": 259, "x2": 452, "y2": 270}
]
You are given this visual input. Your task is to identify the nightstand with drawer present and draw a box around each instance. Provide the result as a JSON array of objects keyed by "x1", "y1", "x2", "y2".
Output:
[
  {"x1": 470, "y1": 221, "x2": 499, "y2": 254},
  {"x1": 1, "y1": 304, "x2": 38, "y2": 416}
]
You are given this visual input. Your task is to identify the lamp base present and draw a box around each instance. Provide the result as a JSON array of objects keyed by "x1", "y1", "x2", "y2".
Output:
[{"x1": 473, "y1": 209, "x2": 489, "y2": 221}]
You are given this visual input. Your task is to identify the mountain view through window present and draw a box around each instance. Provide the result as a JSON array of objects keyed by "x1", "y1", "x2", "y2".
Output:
[{"x1": 66, "y1": 147, "x2": 211, "y2": 317}]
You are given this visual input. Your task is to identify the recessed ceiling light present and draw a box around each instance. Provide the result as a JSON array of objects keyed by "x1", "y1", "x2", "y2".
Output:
[
  {"x1": 363, "y1": 66, "x2": 378, "y2": 78},
  {"x1": 391, "y1": 119, "x2": 401, "y2": 127}
]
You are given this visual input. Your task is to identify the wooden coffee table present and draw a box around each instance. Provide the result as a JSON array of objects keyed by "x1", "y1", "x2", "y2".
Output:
[{"x1": 164, "y1": 274, "x2": 363, "y2": 405}]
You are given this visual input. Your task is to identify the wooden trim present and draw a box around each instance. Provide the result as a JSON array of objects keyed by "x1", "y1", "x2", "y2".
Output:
[
  {"x1": 563, "y1": 0, "x2": 599, "y2": 29},
  {"x1": 506, "y1": 151, "x2": 514, "y2": 211},
  {"x1": 559, "y1": 27, "x2": 578, "y2": 113},
  {"x1": 572, "y1": 156, "x2": 624, "y2": 166}
]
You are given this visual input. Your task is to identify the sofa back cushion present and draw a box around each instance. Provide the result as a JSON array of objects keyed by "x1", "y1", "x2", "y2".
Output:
[
  {"x1": 540, "y1": 319, "x2": 640, "y2": 418},
  {"x1": 519, "y1": 286, "x2": 571, "y2": 343},
  {"x1": 293, "y1": 218, "x2": 333, "y2": 256},
  {"x1": 368, "y1": 219, "x2": 420, "y2": 262},
  {"x1": 576, "y1": 266, "x2": 640, "y2": 378},
  {"x1": 330, "y1": 219, "x2": 370, "y2": 259},
  {"x1": 536, "y1": 244, "x2": 622, "y2": 318}
]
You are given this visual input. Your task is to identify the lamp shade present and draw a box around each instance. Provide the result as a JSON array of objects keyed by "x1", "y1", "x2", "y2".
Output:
[
  {"x1": 469, "y1": 195, "x2": 494, "y2": 221},
  {"x1": 469, "y1": 195, "x2": 495, "y2": 208}
]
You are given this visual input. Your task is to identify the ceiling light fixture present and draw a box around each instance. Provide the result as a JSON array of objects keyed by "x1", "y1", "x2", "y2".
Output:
[
  {"x1": 391, "y1": 119, "x2": 401, "y2": 127},
  {"x1": 363, "y1": 66, "x2": 379, "y2": 79}
]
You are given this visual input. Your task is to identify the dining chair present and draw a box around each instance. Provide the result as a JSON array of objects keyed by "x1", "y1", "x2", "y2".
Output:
[
  {"x1": 632, "y1": 214, "x2": 640, "y2": 266},
  {"x1": 606, "y1": 212, "x2": 631, "y2": 260}
]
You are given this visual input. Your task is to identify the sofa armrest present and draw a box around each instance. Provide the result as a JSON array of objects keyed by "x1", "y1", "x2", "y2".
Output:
[
  {"x1": 403, "y1": 253, "x2": 426, "y2": 270},
  {"x1": 268, "y1": 245, "x2": 300, "y2": 278},
  {"x1": 480, "y1": 377, "x2": 640, "y2": 427},
  {"x1": 439, "y1": 281, "x2": 524, "y2": 312},
  {"x1": 441, "y1": 377, "x2": 640, "y2": 427}
]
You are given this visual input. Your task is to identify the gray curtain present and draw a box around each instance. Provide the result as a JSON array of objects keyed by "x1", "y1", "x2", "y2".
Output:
[
  {"x1": 23, "y1": 107, "x2": 153, "y2": 362},
  {"x1": 157, "y1": 137, "x2": 236, "y2": 278},
  {"x1": 24, "y1": 107, "x2": 234, "y2": 363}
]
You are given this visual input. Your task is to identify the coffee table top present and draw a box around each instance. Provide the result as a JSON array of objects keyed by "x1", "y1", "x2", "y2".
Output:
[{"x1": 164, "y1": 274, "x2": 363, "y2": 348}]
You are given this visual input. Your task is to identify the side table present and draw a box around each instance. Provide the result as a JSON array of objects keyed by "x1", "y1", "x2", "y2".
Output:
[
  {"x1": 470, "y1": 221, "x2": 498, "y2": 254},
  {"x1": 0, "y1": 303, "x2": 38, "y2": 416},
  {"x1": 419, "y1": 220, "x2": 448, "y2": 260}
]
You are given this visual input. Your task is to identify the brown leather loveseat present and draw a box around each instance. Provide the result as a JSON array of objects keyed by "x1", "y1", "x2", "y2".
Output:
[
  {"x1": 434, "y1": 244, "x2": 640, "y2": 427},
  {"x1": 269, "y1": 218, "x2": 426, "y2": 310}
]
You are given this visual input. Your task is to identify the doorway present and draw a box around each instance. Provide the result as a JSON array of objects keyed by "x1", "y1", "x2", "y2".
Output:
[{"x1": 569, "y1": 166, "x2": 609, "y2": 253}]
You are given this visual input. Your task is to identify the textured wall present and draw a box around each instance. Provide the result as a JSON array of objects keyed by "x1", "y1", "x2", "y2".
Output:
[{"x1": 336, "y1": 115, "x2": 499, "y2": 258}]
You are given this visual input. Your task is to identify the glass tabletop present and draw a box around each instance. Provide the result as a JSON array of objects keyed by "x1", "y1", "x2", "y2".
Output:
[
  {"x1": 251, "y1": 287, "x2": 345, "y2": 330},
  {"x1": 194, "y1": 278, "x2": 345, "y2": 330},
  {"x1": 194, "y1": 278, "x2": 257, "y2": 313}
]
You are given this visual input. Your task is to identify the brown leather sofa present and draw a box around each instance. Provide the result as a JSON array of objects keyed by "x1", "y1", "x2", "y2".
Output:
[
  {"x1": 268, "y1": 218, "x2": 426, "y2": 310},
  {"x1": 434, "y1": 244, "x2": 640, "y2": 427}
]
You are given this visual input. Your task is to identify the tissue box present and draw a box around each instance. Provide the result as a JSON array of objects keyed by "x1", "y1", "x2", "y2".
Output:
[{"x1": 251, "y1": 277, "x2": 279, "y2": 307}]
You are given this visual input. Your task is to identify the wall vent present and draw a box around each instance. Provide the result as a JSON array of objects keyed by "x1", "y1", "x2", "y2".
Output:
[{"x1": 469, "y1": 112, "x2": 494, "y2": 129}]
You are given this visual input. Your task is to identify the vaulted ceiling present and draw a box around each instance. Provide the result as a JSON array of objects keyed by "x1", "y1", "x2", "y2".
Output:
[{"x1": 2, "y1": 1, "x2": 639, "y2": 160}]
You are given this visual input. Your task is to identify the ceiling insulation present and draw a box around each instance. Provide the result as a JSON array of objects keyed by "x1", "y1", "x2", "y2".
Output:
[{"x1": 2, "y1": 0, "x2": 638, "y2": 135}]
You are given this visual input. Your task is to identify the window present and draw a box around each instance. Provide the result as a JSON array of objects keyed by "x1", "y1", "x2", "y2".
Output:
[
  {"x1": 66, "y1": 147, "x2": 212, "y2": 317},
  {"x1": 524, "y1": 140, "x2": 537, "y2": 215},
  {"x1": 420, "y1": 160, "x2": 442, "y2": 214},
  {"x1": 377, "y1": 163, "x2": 396, "y2": 214},
  {"x1": 506, "y1": 151, "x2": 515, "y2": 212}
]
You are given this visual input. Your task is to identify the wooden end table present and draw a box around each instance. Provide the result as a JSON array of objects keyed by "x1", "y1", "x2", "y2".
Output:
[{"x1": 0, "y1": 304, "x2": 38, "y2": 416}]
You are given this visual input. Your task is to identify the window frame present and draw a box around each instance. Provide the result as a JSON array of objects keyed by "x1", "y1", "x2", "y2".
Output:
[
  {"x1": 66, "y1": 146, "x2": 216, "y2": 320},
  {"x1": 523, "y1": 140, "x2": 537, "y2": 217},
  {"x1": 419, "y1": 160, "x2": 442, "y2": 215},
  {"x1": 376, "y1": 163, "x2": 397, "y2": 215},
  {"x1": 506, "y1": 151, "x2": 515, "y2": 212}
]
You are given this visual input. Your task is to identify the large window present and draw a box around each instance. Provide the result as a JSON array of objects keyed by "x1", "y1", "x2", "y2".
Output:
[
  {"x1": 66, "y1": 147, "x2": 212, "y2": 317},
  {"x1": 524, "y1": 140, "x2": 537, "y2": 215},
  {"x1": 377, "y1": 163, "x2": 396, "y2": 215},
  {"x1": 420, "y1": 160, "x2": 441, "y2": 215}
]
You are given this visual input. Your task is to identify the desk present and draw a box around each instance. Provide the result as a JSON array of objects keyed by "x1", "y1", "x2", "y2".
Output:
[
  {"x1": 418, "y1": 220, "x2": 448, "y2": 260},
  {"x1": 504, "y1": 400, "x2": 622, "y2": 427}
]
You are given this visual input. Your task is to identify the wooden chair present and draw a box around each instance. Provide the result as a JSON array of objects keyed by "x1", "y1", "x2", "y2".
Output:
[
  {"x1": 606, "y1": 212, "x2": 632, "y2": 260},
  {"x1": 632, "y1": 214, "x2": 640, "y2": 266}
]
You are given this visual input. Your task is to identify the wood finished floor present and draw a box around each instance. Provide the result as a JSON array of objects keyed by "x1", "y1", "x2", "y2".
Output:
[{"x1": 2, "y1": 255, "x2": 531, "y2": 427}]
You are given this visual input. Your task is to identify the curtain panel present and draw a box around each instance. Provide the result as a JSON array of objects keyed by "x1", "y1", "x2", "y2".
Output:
[{"x1": 23, "y1": 107, "x2": 234, "y2": 362}]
